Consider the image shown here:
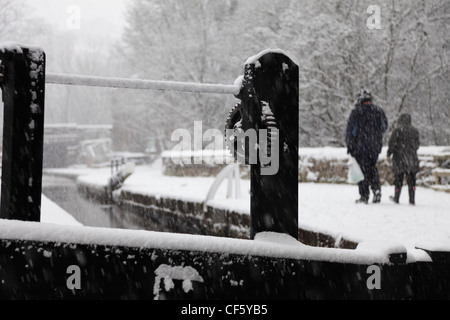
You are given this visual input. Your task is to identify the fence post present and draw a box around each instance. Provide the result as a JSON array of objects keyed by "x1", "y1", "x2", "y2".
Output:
[
  {"x1": 0, "y1": 44, "x2": 46, "y2": 222},
  {"x1": 236, "y1": 51, "x2": 299, "y2": 240}
]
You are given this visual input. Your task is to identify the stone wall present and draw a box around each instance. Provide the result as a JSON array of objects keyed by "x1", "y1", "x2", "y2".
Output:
[
  {"x1": 163, "y1": 148, "x2": 442, "y2": 188},
  {"x1": 77, "y1": 180, "x2": 359, "y2": 249},
  {"x1": 161, "y1": 151, "x2": 250, "y2": 178},
  {"x1": 299, "y1": 155, "x2": 437, "y2": 187}
]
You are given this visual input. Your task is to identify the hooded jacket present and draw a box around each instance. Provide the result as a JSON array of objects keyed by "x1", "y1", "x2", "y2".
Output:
[
  {"x1": 387, "y1": 114, "x2": 420, "y2": 174},
  {"x1": 345, "y1": 101, "x2": 388, "y2": 159}
]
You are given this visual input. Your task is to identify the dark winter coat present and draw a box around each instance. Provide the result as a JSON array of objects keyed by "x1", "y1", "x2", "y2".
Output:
[
  {"x1": 345, "y1": 102, "x2": 388, "y2": 159},
  {"x1": 387, "y1": 114, "x2": 420, "y2": 175}
]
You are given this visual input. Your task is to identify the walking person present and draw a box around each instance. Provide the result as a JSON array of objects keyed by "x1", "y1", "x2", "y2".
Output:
[
  {"x1": 387, "y1": 113, "x2": 420, "y2": 205},
  {"x1": 346, "y1": 89, "x2": 388, "y2": 204}
]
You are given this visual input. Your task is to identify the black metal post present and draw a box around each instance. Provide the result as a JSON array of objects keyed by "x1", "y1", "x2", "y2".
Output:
[
  {"x1": 0, "y1": 45, "x2": 46, "y2": 222},
  {"x1": 237, "y1": 52, "x2": 299, "y2": 240}
]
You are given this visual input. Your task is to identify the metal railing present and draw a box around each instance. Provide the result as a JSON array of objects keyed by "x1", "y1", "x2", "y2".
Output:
[{"x1": 203, "y1": 164, "x2": 242, "y2": 212}]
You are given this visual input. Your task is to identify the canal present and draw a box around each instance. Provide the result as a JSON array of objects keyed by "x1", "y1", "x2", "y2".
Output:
[{"x1": 42, "y1": 174, "x2": 174, "y2": 233}]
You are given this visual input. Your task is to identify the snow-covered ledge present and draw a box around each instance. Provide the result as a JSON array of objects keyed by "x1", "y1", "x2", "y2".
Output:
[
  {"x1": 244, "y1": 48, "x2": 297, "y2": 66},
  {"x1": 0, "y1": 41, "x2": 23, "y2": 54},
  {"x1": 0, "y1": 220, "x2": 418, "y2": 265}
]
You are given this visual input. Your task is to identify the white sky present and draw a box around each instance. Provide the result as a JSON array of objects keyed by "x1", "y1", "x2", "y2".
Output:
[{"x1": 25, "y1": 0, "x2": 131, "y2": 39}]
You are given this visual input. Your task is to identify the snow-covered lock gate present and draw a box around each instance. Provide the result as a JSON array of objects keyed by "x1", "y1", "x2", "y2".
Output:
[{"x1": 0, "y1": 43, "x2": 449, "y2": 300}]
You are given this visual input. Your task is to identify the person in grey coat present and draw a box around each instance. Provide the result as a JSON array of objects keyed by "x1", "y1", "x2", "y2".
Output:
[{"x1": 387, "y1": 113, "x2": 420, "y2": 205}]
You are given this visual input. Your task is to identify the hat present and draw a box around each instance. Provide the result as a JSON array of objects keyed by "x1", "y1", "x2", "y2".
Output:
[
  {"x1": 357, "y1": 89, "x2": 372, "y2": 103},
  {"x1": 398, "y1": 113, "x2": 412, "y2": 127}
]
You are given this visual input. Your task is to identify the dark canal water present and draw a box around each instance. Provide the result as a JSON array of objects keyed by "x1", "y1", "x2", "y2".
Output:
[{"x1": 41, "y1": 175, "x2": 171, "y2": 232}]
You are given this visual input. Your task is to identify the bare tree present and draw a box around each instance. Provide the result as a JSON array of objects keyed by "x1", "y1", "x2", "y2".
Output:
[
  {"x1": 117, "y1": 0, "x2": 449, "y2": 150},
  {"x1": 0, "y1": 0, "x2": 25, "y2": 40},
  {"x1": 281, "y1": 0, "x2": 449, "y2": 147}
]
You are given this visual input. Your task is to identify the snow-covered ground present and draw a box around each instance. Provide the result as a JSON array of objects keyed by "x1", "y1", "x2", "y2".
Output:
[
  {"x1": 299, "y1": 146, "x2": 450, "y2": 161},
  {"x1": 299, "y1": 183, "x2": 450, "y2": 252},
  {"x1": 0, "y1": 181, "x2": 82, "y2": 227},
  {"x1": 41, "y1": 194, "x2": 83, "y2": 226},
  {"x1": 46, "y1": 157, "x2": 450, "y2": 257},
  {"x1": 74, "y1": 160, "x2": 248, "y2": 204}
]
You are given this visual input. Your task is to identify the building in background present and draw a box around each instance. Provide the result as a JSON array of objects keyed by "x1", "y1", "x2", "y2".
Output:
[{"x1": 43, "y1": 123, "x2": 112, "y2": 168}]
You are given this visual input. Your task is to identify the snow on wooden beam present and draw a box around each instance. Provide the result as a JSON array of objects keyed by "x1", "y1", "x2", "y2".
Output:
[
  {"x1": 46, "y1": 73, "x2": 241, "y2": 95},
  {"x1": 1, "y1": 220, "x2": 449, "y2": 300},
  {"x1": 0, "y1": 219, "x2": 408, "y2": 265}
]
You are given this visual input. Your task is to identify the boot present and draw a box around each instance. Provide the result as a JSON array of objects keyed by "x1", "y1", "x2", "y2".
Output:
[
  {"x1": 372, "y1": 189, "x2": 382, "y2": 203},
  {"x1": 409, "y1": 186, "x2": 416, "y2": 205},
  {"x1": 389, "y1": 188, "x2": 401, "y2": 204},
  {"x1": 355, "y1": 196, "x2": 369, "y2": 204}
]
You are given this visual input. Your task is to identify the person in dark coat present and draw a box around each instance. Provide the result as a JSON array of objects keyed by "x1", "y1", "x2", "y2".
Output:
[
  {"x1": 387, "y1": 113, "x2": 420, "y2": 205},
  {"x1": 346, "y1": 89, "x2": 388, "y2": 204}
]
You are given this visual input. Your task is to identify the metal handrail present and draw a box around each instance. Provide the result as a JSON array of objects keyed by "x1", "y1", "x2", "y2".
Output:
[{"x1": 203, "y1": 164, "x2": 241, "y2": 212}]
